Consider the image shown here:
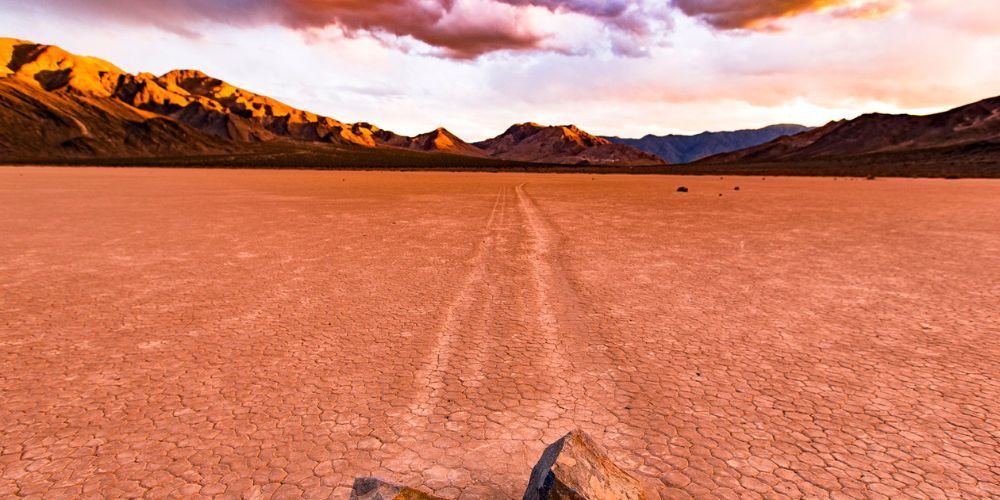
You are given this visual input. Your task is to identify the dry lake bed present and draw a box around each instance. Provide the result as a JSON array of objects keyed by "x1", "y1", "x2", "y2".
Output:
[{"x1": 1, "y1": 167, "x2": 998, "y2": 498}]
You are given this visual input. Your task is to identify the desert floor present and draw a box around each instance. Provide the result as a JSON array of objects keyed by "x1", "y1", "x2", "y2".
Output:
[{"x1": 1, "y1": 167, "x2": 998, "y2": 499}]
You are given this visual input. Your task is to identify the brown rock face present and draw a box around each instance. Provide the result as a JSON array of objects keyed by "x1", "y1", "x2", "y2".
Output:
[
  {"x1": 523, "y1": 431, "x2": 646, "y2": 500},
  {"x1": 349, "y1": 477, "x2": 444, "y2": 500},
  {"x1": 1, "y1": 38, "x2": 124, "y2": 96}
]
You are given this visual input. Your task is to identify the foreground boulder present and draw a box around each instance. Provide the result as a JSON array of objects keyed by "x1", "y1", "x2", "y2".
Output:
[
  {"x1": 523, "y1": 430, "x2": 647, "y2": 500},
  {"x1": 350, "y1": 477, "x2": 444, "y2": 500}
]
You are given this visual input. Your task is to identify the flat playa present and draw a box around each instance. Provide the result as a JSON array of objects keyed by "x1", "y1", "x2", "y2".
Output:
[{"x1": 1, "y1": 167, "x2": 998, "y2": 498}]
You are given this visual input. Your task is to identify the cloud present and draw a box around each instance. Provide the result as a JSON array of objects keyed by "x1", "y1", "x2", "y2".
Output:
[
  {"x1": 274, "y1": 0, "x2": 552, "y2": 59},
  {"x1": 15, "y1": 0, "x2": 665, "y2": 58},
  {"x1": 672, "y1": 0, "x2": 901, "y2": 30},
  {"x1": 13, "y1": 0, "x2": 543, "y2": 58},
  {"x1": 4, "y1": 0, "x2": 673, "y2": 59},
  {"x1": 831, "y1": 0, "x2": 905, "y2": 20},
  {"x1": 7, "y1": 0, "x2": 905, "y2": 58},
  {"x1": 498, "y1": 0, "x2": 673, "y2": 55}
]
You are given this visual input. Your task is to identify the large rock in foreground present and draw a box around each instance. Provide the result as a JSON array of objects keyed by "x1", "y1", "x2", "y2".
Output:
[
  {"x1": 523, "y1": 430, "x2": 647, "y2": 500},
  {"x1": 350, "y1": 477, "x2": 444, "y2": 500}
]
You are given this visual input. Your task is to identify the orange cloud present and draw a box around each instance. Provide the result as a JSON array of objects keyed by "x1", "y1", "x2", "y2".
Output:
[
  {"x1": 831, "y1": 0, "x2": 905, "y2": 20},
  {"x1": 673, "y1": 0, "x2": 900, "y2": 29}
]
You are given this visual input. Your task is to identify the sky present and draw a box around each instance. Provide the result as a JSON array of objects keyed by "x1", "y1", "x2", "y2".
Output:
[{"x1": 1, "y1": 0, "x2": 998, "y2": 141}]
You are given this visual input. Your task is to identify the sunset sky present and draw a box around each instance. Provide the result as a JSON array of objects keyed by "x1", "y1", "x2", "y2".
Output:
[{"x1": 2, "y1": 0, "x2": 998, "y2": 140}]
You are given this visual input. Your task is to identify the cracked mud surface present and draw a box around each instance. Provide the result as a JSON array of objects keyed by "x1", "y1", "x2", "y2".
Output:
[{"x1": 1, "y1": 167, "x2": 998, "y2": 498}]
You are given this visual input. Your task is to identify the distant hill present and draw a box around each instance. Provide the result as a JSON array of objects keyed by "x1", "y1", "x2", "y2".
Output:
[
  {"x1": 605, "y1": 124, "x2": 812, "y2": 163},
  {"x1": 702, "y1": 97, "x2": 1000, "y2": 175},
  {"x1": 476, "y1": 123, "x2": 664, "y2": 165},
  {"x1": 412, "y1": 128, "x2": 488, "y2": 156}
]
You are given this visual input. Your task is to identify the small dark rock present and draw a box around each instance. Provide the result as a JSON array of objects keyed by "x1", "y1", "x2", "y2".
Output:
[
  {"x1": 734, "y1": 186, "x2": 740, "y2": 191},
  {"x1": 676, "y1": 186, "x2": 688, "y2": 193}
]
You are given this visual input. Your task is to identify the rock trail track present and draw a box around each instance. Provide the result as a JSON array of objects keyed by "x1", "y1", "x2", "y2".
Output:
[
  {"x1": 1, "y1": 168, "x2": 998, "y2": 499},
  {"x1": 393, "y1": 183, "x2": 623, "y2": 497}
]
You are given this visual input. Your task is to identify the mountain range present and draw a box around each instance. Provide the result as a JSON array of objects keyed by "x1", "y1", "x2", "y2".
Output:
[
  {"x1": 2, "y1": 37, "x2": 998, "y2": 176},
  {"x1": 605, "y1": 124, "x2": 813, "y2": 164},
  {"x1": 0, "y1": 38, "x2": 659, "y2": 166},
  {"x1": 703, "y1": 97, "x2": 1000, "y2": 163}
]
